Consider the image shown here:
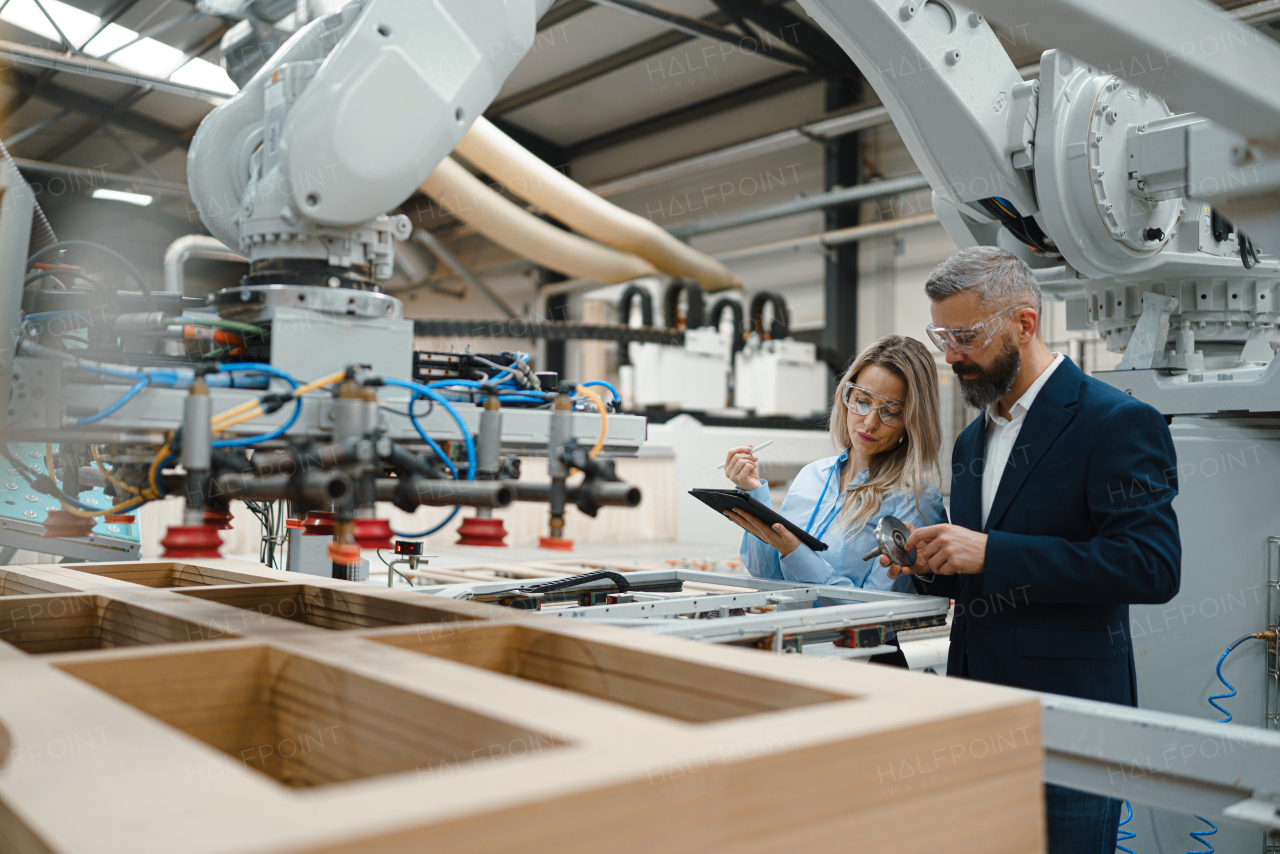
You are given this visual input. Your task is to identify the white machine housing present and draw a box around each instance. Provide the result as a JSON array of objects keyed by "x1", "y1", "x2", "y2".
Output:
[
  {"x1": 621, "y1": 327, "x2": 732, "y2": 412},
  {"x1": 733, "y1": 338, "x2": 830, "y2": 418}
]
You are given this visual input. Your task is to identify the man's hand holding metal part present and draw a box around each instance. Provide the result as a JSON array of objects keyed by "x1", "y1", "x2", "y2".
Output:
[{"x1": 880, "y1": 520, "x2": 988, "y2": 576}]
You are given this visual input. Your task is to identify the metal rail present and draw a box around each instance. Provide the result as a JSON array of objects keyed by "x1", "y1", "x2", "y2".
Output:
[
  {"x1": 1042, "y1": 693, "x2": 1280, "y2": 831},
  {"x1": 413, "y1": 569, "x2": 950, "y2": 649},
  {"x1": 412, "y1": 562, "x2": 1280, "y2": 828}
]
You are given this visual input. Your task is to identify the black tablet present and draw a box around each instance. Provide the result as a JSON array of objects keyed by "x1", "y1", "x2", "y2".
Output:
[{"x1": 689, "y1": 488, "x2": 829, "y2": 552}]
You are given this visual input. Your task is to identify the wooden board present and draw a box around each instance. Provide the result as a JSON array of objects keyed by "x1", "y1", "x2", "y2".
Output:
[{"x1": 0, "y1": 559, "x2": 1045, "y2": 854}]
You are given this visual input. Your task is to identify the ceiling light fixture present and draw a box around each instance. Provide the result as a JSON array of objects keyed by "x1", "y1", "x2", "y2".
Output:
[{"x1": 92, "y1": 188, "x2": 154, "y2": 206}]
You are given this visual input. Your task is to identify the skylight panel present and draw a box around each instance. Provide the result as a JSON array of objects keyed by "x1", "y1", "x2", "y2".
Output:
[
  {"x1": 169, "y1": 57, "x2": 238, "y2": 95},
  {"x1": 109, "y1": 37, "x2": 185, "y2": 76}
]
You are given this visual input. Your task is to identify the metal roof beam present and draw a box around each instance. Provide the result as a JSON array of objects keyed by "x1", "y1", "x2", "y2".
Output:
[
  {"x1": 489, "y1": 29, "x2": 689, "y2": 115},
  {"x1": 0, "y1": 39, "x2": 229, "y2": 101},
  {"x1": 716, "y1": 0, "x2": 858, "y2": 77},
  {"x1": 539, "y1": 0, "x2": 593, "y2": 29},
  {"x1": 566, "y1": 71, "x2": 813, "y2": 158},
  {"x1": 7, "y1": 69, "x2": 189, "y2": 150},
  {"x1": 586, "y1": 0, "x2": 820, "y2": 73},
  {"x1": 488, "y1": 1, "x2": 803, "y2": 116}
]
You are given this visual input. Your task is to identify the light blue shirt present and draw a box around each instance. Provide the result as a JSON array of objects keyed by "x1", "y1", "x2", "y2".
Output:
[{"x1": 739, "y1": 450, "x2": 948, "y2": 592}]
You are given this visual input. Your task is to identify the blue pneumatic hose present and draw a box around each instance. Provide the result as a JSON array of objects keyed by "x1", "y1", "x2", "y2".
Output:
[
  {"x1": 1116, "y1": 800, "x2": 1135, "y2": 854},
  {"x1": 382, "y1": 377, "x2": 478, "y2": 539},
  {"x1": 77, "y1": 377, "x2": 150, "y2": 425},
  {"x1": 1190, "y1": 633, "x2": 1264, "y2": 853},
  {"x1": 209, "y1": 363, "x2": 302, "y2": 449}
]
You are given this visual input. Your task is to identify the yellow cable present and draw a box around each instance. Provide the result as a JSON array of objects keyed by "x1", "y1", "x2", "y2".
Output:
[
  {"x1": 575, "y1": 385, "x2": 607, "y2": 458},
  {"x1": 90, "y1": 445, "x2": 139, "y2": 495},
  {"x1": 296, "y1": 370, "x2": 349, "y2": 396},
  {"x1": 145, "y1": 442, "x2": 171, "y2": 501},
  {"x1": 46, "y1": 441, "x2": 149, "y2": 518},
  {"x1": 58, "y1": 496, "x2": 145, "y2": 518},
  {"x1": 215, "y1": 405, "x2": 265, "y2": 431},
  {"x1": 211, "y1": 369, "x2": 348, "y2": 430},
  {"x1": 211, "y1": 398, "x2": 260, "y2": 426}
]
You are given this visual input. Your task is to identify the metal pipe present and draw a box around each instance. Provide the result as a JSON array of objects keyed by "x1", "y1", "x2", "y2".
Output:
[
  {"x1": 11, "y1": 158, "x2": 191, "y2": 198},
  {"x1": 375, "y1": 478, "x2": 514, "y2": 508},
  {"x1": 0, "y1": 39, "x2": 232, "y2": 101},
  {"x1": 477, "y1": 395, "x2": 503, "y2": 478},
  {"x1": 2, "y1": 108, "x2": 70, "y2": 148},
  {"x1": 713, "y1": 212, "x2": 939, "y2": 263},
  {"x1": 412, "y1": 230, "x2": 520, "y2": 319},
  {"x1": 475, "y1": 394, "x2": 503, "y2": 519},
  {"x1": 163, "y1": 235, "x2": 246, "y2": 296},
  {"x1": 251, "y1": 444, "x2": 348, "y2": 476},
  {"x1": 511, "y1": 481, "x2": 641, "y2": 508},
  {"x1": 1237, "y1": 0, "x2": 1280, "y2": 26},
  {"x1": 670, "y1": 173, "x2": 931, "y2": 238},
  {"x1": 585, "y1": 66, "x2": 1040, "y2": 201},
  {"x1": 212, "y1": 470, "x2": 353, "y2": 504},
  {"x1": 182, "y1": 379, "x2": 211, "y2": 524}
]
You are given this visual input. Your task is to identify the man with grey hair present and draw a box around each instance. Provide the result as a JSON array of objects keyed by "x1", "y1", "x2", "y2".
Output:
[{"x1": 881, "y1": 246, "x2": 1182, "y2": 853}]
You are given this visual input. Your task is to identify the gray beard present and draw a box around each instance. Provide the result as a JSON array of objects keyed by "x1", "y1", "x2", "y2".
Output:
[{"x1": 956, "y1": 336, "x2": 1021, "y2": 411}]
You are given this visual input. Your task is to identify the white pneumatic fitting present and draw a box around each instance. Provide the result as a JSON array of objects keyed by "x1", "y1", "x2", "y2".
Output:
[
  {"x1": 900, "y1": 1, "x2": 918, "y2": 20},
  {"x1": 945, "y1": 49, "x2": 961, "y2": 65}
]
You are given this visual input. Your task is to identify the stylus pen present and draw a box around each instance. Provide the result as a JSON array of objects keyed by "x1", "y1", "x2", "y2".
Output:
[{"x1": 717, "y1": 439, "x2": 774, "y2": 469}]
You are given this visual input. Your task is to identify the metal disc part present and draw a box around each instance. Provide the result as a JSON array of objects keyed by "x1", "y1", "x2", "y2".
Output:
[{"x1": 873, "y1": 514, "x2": 917, "y2": 566}]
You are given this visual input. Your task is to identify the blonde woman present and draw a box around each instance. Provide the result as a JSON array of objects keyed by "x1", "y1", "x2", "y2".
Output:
[{"x1": 725, "y1": 335, "x2": 946, "y2": 593}]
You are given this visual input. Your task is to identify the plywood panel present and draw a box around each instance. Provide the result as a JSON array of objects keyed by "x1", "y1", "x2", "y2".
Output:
[{"x1": 0, "y1": 560, "x2": 1044, "y2": 854}]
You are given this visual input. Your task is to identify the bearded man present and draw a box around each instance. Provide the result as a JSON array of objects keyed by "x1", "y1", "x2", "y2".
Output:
[{"x1": 880, "y1": 246, "x2": 1181, "y2": 854}]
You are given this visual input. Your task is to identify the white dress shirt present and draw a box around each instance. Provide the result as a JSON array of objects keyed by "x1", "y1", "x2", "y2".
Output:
[{"x1": 981, "y1": 353, "x2": 1065, "y2": 529}]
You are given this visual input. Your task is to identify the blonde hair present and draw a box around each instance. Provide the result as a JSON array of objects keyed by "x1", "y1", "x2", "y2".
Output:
[{"x1": 828, "y1": 335, "x2": 942, "y2": 531}]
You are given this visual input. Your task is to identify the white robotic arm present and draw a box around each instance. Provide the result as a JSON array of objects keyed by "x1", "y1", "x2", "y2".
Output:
[
  {"x1": 801, "y1": 0, "x2": 1280, "y2": 395},
  {"x1": 188, "y1": 0, "x2": 553, "y2": 287},
  {"x1": 800, "y1": 0, "x2": 1040, "y2": 221}
]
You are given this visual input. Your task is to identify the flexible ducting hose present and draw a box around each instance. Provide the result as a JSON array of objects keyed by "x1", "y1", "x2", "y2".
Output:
[
  {"x1": 0, "y1": 137, "x2": 56, "y2": 255},
  {"x1": 421, "y1": 157, "x2": 657, "y2": 285},
  {"x1": 454, "y1": 117, "x2": 737, "y2": 292}
]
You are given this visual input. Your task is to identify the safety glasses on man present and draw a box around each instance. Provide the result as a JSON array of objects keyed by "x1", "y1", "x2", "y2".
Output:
[
  {"x1": 841, "y1": 383, "x2": 904, "y2": 426},
  {"x1": 925, "y1": 303, "x2": 1030, "y2": 354}
]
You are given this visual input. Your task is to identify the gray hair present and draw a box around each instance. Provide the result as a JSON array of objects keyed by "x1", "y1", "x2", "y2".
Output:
[{"x1": 924, "y1": 246, "x2": 1042, "y2": 317}]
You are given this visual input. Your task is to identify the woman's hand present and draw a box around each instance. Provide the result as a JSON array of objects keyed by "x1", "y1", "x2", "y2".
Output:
[
  {"x1": 725, "y1": 508, "x2": 800, "y2": 557},
  {"x1": 724, "y1": 445, "x2": 762, "y2": 490}
]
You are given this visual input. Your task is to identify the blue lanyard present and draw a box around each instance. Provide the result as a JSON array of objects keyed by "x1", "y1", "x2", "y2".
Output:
[{"x1": 804, "y1": 457, "x2": 845, "y2": 540}]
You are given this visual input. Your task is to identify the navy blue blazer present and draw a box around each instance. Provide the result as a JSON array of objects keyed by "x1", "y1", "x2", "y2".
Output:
[{"x1": 916, "y1": 358, "x2": 1181, "y2": 706}]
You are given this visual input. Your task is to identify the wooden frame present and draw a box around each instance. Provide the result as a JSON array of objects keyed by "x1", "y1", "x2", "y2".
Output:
[{"x1": 0, "y1": 559, "x2": 1045, "y2": 853}]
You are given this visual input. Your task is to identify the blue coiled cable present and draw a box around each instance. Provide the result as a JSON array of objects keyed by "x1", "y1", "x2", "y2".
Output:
[
  {"x1": 1188, "y1": 816, "x2": 1217, "y2": 853},
  {"x1": 1116, "y1": 800, "x2": 1135, "y2": 854},
  {"x1": 1189, "y1": 633, "x2": 1262, "y2": 853},
  {"x1": 1207, "y1": 635, "x2": 1253, "y2": 722}
]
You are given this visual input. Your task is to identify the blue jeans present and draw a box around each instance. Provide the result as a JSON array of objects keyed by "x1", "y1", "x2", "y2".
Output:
[{"x1": 1044, "y1": 784, "x2": 1121, "y2": 854}]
